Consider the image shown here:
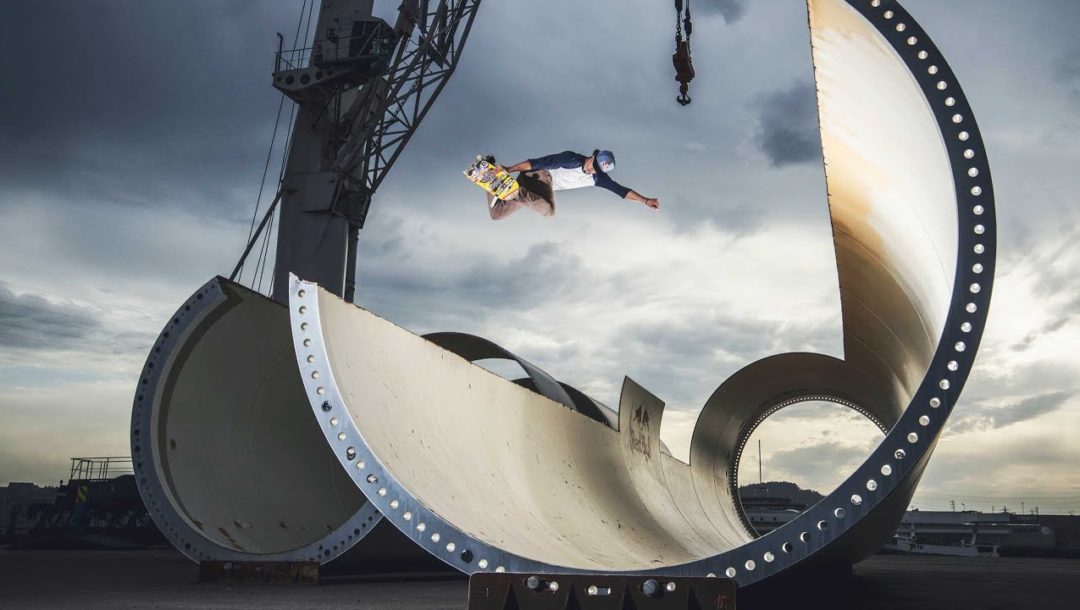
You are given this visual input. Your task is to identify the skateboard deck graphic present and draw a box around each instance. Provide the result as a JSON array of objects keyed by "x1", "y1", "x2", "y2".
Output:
[{"x1": 464, "y1": 156, "x2": 519, "y2": 203}]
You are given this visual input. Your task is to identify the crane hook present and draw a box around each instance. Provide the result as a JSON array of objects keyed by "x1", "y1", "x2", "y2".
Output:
[{"x1": 673, "y1": 0, "x2": 694, "y2": 106}]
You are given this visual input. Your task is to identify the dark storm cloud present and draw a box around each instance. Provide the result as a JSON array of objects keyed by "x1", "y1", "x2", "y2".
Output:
[
  {"x1": 766, "y1": 440, "x2": 873, "y2": 487},
  {"x1": 1023, "y1": 227, "x2": 1079, "y2": 299},
  {"x1": 629, "y1": 313, "x2": 835, "y2": 365},
  {"x1": 948, "y1": 391, "x2": 1074, "y2": 435},
  {"x1": 770, "y1": 406, "x2": 869, "y2": 426},
  {"x1": 663, "y1": 196, "x2": 766, "y2": 236},
  {"x1": 631, "y1": 317, "x2": 773, "y2": 363},
  {"x1": 0, "y1": 282, "x2": 100, "y2": 349},
  {"x1": 1059, "y1": 53, "x2": 1080, "y2": 95},
  {"x1": 1052, "y1": 25, "x2": 1080, "y2": 99},
  {"x1": 0, "y1": 280, "x2": 157, "y2": 355},
  {"x1": 693, "y1": 0, "x2": 749, "y2": 24},
  {"x1": 0, "y1": 1, "x2": 296, "y2": 217},
  {"x1": 458, "y1": 242, "x2": 583, "y2": 307},
  {"x1": 1000, "y1": 226, "x2": 1080, "y2": 353},
  {"x1": 355, "y1": 236, "x2": 584, "y2": 332},
  {"x1": 613, "y1": 309, "x2": 839, "y2": 406},
  {"x1": 754, "y1": 82, "x2": 822, "y2": 168},
  {"x1": 992, "y1": 391, "x2": 1073, "y2": 427},
  {"x1": 1011, "y1": 312, "x2": 1074, "y2": 353}
]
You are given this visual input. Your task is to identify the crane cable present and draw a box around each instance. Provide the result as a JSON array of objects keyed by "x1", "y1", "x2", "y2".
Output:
[
  {"x1": 673, "y1": 0, "x2": 695, "y2": 106},
  {"x1": 234, "y1": 0, "x2": 316, "y2": 294},
  {"x1": 254, "y1": 0, "x2": 317, "y2": 296}
]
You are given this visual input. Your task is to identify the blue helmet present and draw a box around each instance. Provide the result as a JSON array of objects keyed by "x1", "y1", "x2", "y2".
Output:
[{"x1": 594, "y1": 150, "x2": 616, "y2": 173}]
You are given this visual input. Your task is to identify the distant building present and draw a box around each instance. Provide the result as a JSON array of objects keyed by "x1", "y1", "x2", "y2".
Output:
[
  {"x1": 0, "y1": 482, "x2": 60, "y2": 539},
  {"x1": 740, "y1": 481, "x2": 824, "y2": 511},
  {"x1": 740, "y1": 481, "x2": 824, "y2": 535},
  {"x1": 898, "y1": 509, "x2": 1062, "y2": 557},
  {"x1": 741, "y1": 482, "x2": 1080, "y2": 558},
  {"x1": 2, "y1": 458, "x2": 163, "y2": 549}
]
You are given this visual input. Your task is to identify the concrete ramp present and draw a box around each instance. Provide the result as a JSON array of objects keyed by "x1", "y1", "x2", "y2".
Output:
[
  {"x1": 132, "y1": 0, "x2": 996, "y2": 588},
  {"x1": 129, "y1": 279, "x2": 436, "y2": 570},
  {"x1": 283, "y1": 0, "x2": 996, "y2": 585},
  {"x1": 291, "y1": 282, "x2": 750, "y2": 571}
]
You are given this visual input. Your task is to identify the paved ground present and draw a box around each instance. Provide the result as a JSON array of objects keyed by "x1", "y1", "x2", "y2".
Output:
[
  {"x1": 802, "y1": 555, "x2": 1080, "y2": 610},
  {"x1": 1, "y1": 548, "x2": 1078, "y2": 609}
]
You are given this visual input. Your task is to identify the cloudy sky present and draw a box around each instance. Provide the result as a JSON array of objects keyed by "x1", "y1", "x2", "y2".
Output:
[{"x1": 1, "y1": 0, "x2": 1078, "y2": 516}]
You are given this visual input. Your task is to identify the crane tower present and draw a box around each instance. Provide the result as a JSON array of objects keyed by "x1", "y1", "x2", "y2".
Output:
[{"x1": 237, "y1": 0, "x2": 481, "y2": 303}]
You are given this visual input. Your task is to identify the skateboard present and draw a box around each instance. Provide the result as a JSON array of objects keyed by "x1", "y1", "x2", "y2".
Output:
[{"x1": 464, "y1": 155, "x2": 519, "y2": 204}]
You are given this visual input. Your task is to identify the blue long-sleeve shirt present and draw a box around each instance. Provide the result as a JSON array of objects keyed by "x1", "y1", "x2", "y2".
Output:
[{"x1": 526, "y1": 151, "x2": 631, "y2": 199}]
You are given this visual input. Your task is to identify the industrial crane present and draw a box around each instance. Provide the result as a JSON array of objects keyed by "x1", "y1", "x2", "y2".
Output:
[{"x1": 231, "y1": 0, "x2": 481, "y2": 303}]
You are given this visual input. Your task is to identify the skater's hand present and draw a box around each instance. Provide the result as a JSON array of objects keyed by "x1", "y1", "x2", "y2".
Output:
[
  {"x1": 644, "y1": 198, "x2": 661, "y2": 209},
  {"x1": 494, "y1": 163, "x2": 507, "y2": 173}
]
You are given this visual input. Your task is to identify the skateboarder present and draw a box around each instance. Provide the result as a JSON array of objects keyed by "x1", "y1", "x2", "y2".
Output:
[{"x1": 483, "y1": 150, "x2": 661, "y2": 220}]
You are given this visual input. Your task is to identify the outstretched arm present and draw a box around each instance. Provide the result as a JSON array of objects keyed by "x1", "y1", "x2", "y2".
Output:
[
  {"x1": 625, "y1": 189, "x2": 661, "y2": 209},
  {"x1": 595, "y1": 173, "x2": 660, "y2": 210}
]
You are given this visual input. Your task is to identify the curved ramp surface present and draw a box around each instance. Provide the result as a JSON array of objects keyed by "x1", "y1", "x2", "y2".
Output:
[
  {"x1": 422, "y1": 331, "x2": 618, "y2": 427},
  {"x1": 130, "y1": 278, "x2": 436, "y2": 569},
  {"x1": 286, "y1": 0, "x2": 996, "y2": 586}
]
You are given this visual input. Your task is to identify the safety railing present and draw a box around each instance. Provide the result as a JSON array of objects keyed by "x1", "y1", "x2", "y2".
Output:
[
  {"x1": 275, "y1": 20, "x2": 396, "y2": 73},
  {"x1": 69, "y1": 456, "x2": 133, "y2": 482}
]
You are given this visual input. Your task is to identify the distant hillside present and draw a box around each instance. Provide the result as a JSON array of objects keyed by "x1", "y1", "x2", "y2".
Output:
[{"x1": 739, "y1": 481, "x2": 825, "y2": 510}]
